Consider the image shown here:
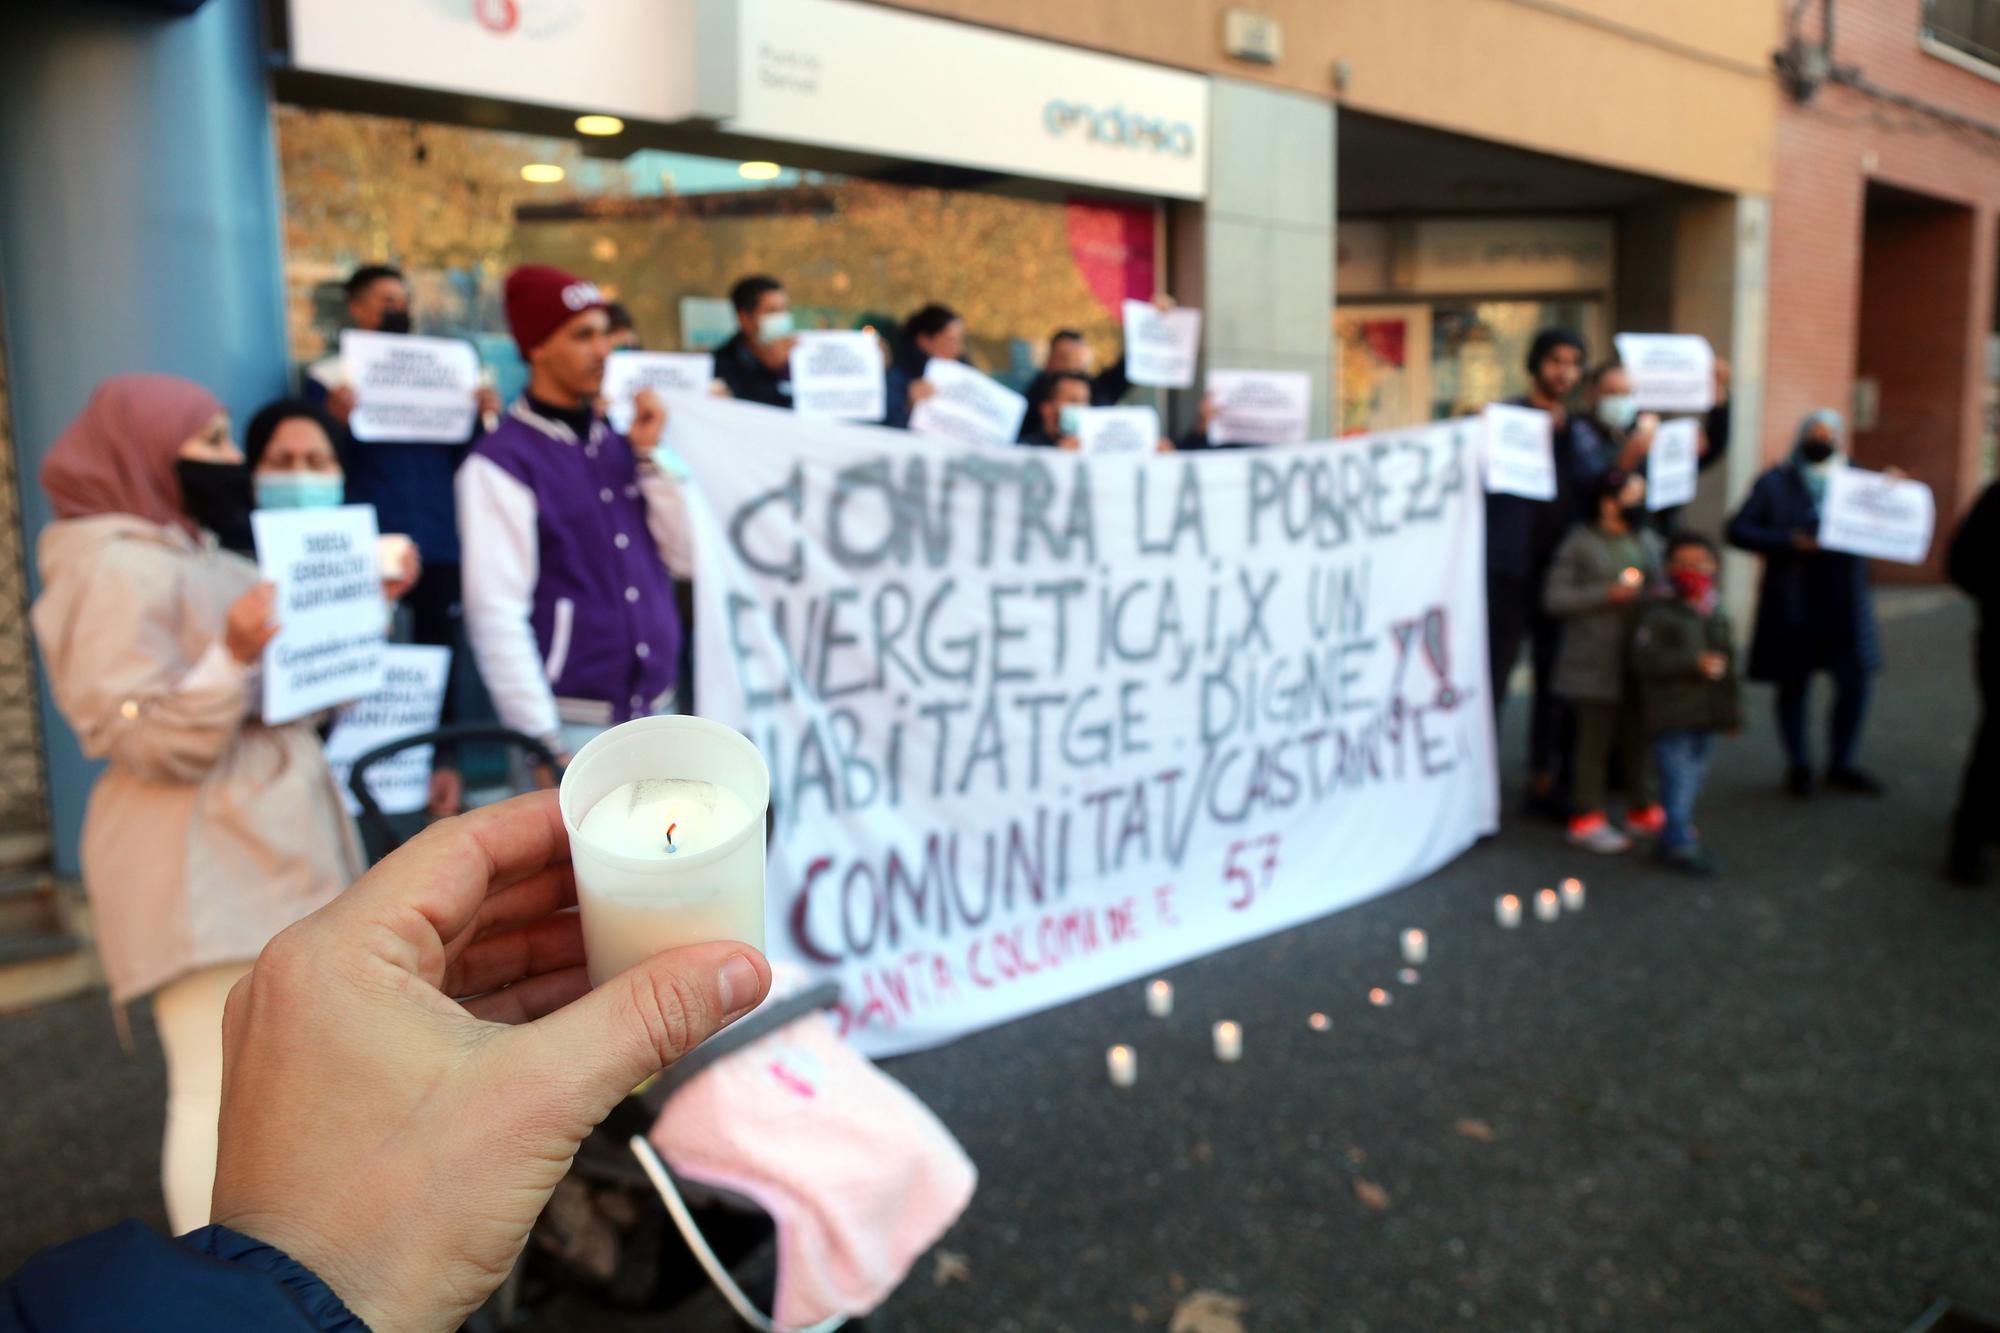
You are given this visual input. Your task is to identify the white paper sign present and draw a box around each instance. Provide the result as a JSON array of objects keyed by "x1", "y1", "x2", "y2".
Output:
[
  {"x1": 323, "y1": 645, "x2": 451, "y2": 816},
  {"x1": 339, "y1": 330, "x2": 480, "y2": 443},
  {"x1": 1818, "y1": 467, "x2": 1937, "y2": 565},
  {"x1": 1076, "y1": 405, "x2": 1162, "y2": 456},
  {"x1": 602, "y1": 352, "x2": 715, "y2": 433},
  {"x1": 789, "y1": 331, "x2": 887, "y2": 421},
  {"x1": 1206, "y1": 370, "x2": 1311, "y2": 446},
  {"x1": 1645, "y1": 417, "x2": 1701, "y2": 511},
  {"x1": 254, "y1": 505, "x2": 388, "y2": 725},
  {"x1": 669, "y1": 395, "x2": 1496, "y2": 1057},
  {"x1": 1479, "y1": 404, "x2": 1557, "y2": 501},
  {"x1": 1123, "y1": 300, "x2": 1203, "y2": 389},
  {"x1": 1613, "y1": 334, "x2": 1715, "y2": 413},
  {"x1": 908, "y1": 359, "x2": 1030, "y2": 446}
]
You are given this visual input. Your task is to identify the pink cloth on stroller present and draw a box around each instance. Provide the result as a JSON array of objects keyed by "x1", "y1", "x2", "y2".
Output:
[{"x1": 647, "y1": 1010, "x2": 976, "y2": 1329}]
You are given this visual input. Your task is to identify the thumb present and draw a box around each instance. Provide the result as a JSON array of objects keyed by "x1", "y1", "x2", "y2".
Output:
[{"x1": 524, "y1": 942, "x2": 771, "y2": 1124}]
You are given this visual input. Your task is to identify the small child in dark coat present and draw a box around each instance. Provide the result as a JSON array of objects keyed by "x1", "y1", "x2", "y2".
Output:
[{"x1": 1630, "y1": 534, "x2": 1742, "y2": 875}]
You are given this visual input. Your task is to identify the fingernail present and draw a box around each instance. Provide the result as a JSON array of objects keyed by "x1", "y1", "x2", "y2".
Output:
[{"x1": 717, "y1": 953, "x2": 760, "y2": 1016}]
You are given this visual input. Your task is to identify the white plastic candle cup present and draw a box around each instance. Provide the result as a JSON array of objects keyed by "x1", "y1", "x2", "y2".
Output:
[
  {"x1": 1534, "y1": 888, "x2": 1561, "y2": 922},
  {"x1": 1106, "y1": 1044, "x2": 1137, "y2": 1088},
  {"x1": 1560, "y1": 877, "x2": 1586, "y2": 911},
  {"x1": 1146, "y1": 979, "x2": 1174, "y2": 1018},
  {"x1": 559, "y1": 716, "x2": 770, "y2": 986},
  {"x1": 1496, "y1": 894, "x2": 1523, "y2": 928},
  {"x1": 1212, "y1": 1021, "x2": 1243, "y2": 1062},
  {"x1": 1400, "y1": 928, "x2": 1428, "y2": 966}
]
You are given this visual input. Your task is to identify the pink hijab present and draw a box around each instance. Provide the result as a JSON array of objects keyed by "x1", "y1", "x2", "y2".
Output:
[{"x1": 41, "y1": 375, "x2": 224, "y2": 535}]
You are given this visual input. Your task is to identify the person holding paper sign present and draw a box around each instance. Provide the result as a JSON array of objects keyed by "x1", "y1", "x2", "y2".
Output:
[
  {"x1": 1574, "y1": 358, "x2": 1734, "y2": 529},
  {"x1": 714, "y1": 274, "x2": 799, "y2": 409},
  {"x1": 30, "y1": 375, "x2": 364, "y2": 1234},
  {"x1": 886, "y1": 303, "x2": 966, "y2": 429},
  {"x1": 1947, "y1": 479, "x2": 2000, "y2": 885},
  {"x1": 458, "y1": 266, "x2": 692, "y2": 772},
  {"x1": 1727, "y1": 411, "x2": 1885, "y2": 797}
]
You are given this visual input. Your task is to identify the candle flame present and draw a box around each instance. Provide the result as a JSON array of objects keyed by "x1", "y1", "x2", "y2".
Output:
[{"x1": 666, "y1": 821, "x2": 677, "y2": 846}]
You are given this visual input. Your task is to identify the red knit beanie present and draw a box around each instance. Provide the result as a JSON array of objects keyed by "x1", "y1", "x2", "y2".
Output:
[{"x1": 505, "y1": 265, "x2": 608, "y2": 356}]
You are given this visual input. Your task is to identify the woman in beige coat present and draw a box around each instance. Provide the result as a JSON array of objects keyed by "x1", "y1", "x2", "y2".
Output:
[{"x1": 31, "y1": 374, "x2": 363, "y2": 1233}]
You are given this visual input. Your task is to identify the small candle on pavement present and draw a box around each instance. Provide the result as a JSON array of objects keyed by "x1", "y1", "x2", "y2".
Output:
[
  {"x1": 1495, "y1": 894, "x2": 1523, "y2": 928},
  {"x1": 1398, "y1": 967, "x2": 1421, "y2": 985},
  {"x1": 1212, "y1": 1021, "x2": 1243, "y2": 1062},
  {"x1": 1145, "y1": 979, "x2": 1173, "y2": 1018},
  {"x1": 1534, "y1": 888, "x2": 1561, "y2": 922},
  {"x1": 1400, "y1": 928, "x2": 1428, "y2": 965},
  {"x1": 1308, "y1": 1012, "x2": 1331, "y2": 1032},
  {"x1": 1106, "y1": 1044, "x2": 1136, "y2": 1088},
  {"x1": 1368, "y1": 987, "x2": 1393, "y2": 1007},
  {"x1": 1560, "y1": 877, "x2": 1586, "y2": 911}
]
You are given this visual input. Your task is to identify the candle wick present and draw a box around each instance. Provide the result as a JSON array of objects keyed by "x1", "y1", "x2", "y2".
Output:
[{"x1": 666, "y1": 821, "x2": 678, "y2": 854}]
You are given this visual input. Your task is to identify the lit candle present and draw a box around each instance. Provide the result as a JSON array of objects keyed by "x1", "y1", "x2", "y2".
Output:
[
  {"x1": 1308, "y1": 1012, "x2": 1331, "y2": 1032},
  {"x1": 1400, "y1": 928, "x2": 1428, "y2": 965},
  {"x1": 1560, "y1": 877, "x2": 1586, "y2": 911},
  {"x1": 1212, "y1": 1020, "x2": 1243, "y2": 1062},
  {"x1": 1534, "y1": 888, "x2": 1561, "y2": 922},
  {"x1": 1368, "y1": 987, "x2": 1393, "y2": 1007},
  {"x1": 1495, "y1": 894, "x2": 1523, "y2": 928},
  {"x1": 1620, "y1": 565, "x2": 1644, "y2": 589},
  {"x1": 560, "y1": 716, "x2": 770, "y2": 985},
  {"x1": 1106, "y1": 1044, "x2": 1137, "y2": 1088},
  {"x1": 1397, "y1": 967, "x2": 1420, "y2": 985},
  {"x1": 376, "y1": 533, "x2": 415, "y2": 580},
  {"x1": 1145, "y1": 979, "x2": 1174, "y2": 1018}
]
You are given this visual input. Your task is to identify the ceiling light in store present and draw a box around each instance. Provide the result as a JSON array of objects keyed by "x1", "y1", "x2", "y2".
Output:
[
  {"x1": 520, "y1": 163, "x2": 566, "y2": 184},
  {"x1": 738, "y1": 160, "x2": 783, "y2": 181},
  {"x1": 575, "y1": 114, "x2": 625, "y2": 136}
]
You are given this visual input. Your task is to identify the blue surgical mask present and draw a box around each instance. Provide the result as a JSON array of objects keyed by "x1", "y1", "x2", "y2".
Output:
[
  {"x1": 1058, "y1": 404, "x2": 1084, "y2": 437},
  {"x1": 255, "y1": 471, "x2": 345, "y2": 510},
  {"x1": 757, "y1": 310, "x2": 795, "y2": 342},
  {"x1": 1598, "y1": 394, "x2": 1640, "y2": 431}
]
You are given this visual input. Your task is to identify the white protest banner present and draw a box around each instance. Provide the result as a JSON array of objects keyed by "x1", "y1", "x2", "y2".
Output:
[
  {"x1": 1123, "y1": 299, "x2": 1203, "y2": 389},
  {"x1": 1076, "y1": 405, "x2": 1162, "y2": 456},
  {"x1": 253, "y1": 505, "x2": 388, "y2": 725},
  {"x1": 1479, "y1": 404, "x2": 1557, "y2": 501},
  {"x1": 323, "y1": 645, "x2": 451, "y2": 816},
  {"x1": 603, "y1": 351, "x2": 715, "y2": 433},
  {"x1": 789, "y1": 331, "x2": 887, "y2": 421},
  {"x1": 668, "y1": 396, "x2": 1498, "y2": 1056},
  {"x1": 1818, "y1": 467, "x2": 1936, "y2": 565},
  {"x1": 1207, "y1": 370, "x2": 1311, "y2": 447},
  {"x1": 339, "y1": 331, "x2": 480, "y2": 443},
  {"x1": 1646, "y1": 417, "x2": 1701, "y2": 511},
  {"x1": 1612, "y1": 334, "x2": 1715, "y2": 413},
  {"x1": 908, "y1": 358, "x2": 1029, "y2": 446}
]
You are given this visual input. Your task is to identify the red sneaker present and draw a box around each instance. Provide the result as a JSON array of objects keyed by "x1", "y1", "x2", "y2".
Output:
[
  {"x1": 1567, "y1": 812, "x2": 1633, "y2": 854},
  {"x1": 1625, "y1": 805, "x2": 1667, "y2": 838}
]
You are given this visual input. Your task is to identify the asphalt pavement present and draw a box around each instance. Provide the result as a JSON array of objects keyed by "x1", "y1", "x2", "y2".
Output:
[{"x1": 3, "y1": 589, "x2": 1995, "y2": 1332}]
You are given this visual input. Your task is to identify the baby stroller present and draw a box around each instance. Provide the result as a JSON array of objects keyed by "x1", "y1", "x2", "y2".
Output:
[{"x1": 348, "y1": 725, "x2": 973, "y2": 1332}]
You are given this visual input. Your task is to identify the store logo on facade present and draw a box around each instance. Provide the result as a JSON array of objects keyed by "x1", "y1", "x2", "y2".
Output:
[{"x1": 1043, "y1": 100, "x2": 1196, "y2": 157}]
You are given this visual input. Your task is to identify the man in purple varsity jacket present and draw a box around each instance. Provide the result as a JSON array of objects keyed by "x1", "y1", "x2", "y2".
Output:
[{"x1": 458, "y1": 266, "x2": 692, "y2": 767}]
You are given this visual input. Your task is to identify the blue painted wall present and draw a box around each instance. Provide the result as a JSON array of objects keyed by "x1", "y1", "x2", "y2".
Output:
[{"x1": 0, "y1": 0, "x2": 289, "y2": 876}]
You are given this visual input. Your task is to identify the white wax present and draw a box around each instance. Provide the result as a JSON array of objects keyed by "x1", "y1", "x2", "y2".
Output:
[
  {"x1": 1212, "y1": 1021, "x2": 1242, "y2": 1062},
  {"x1": 1400, "y1": 928, "x2": 1428, "y2": 965},
  {"x1": 1560, "y1": 877, "x2": 1586, "y2": 911},
  {"x1": 1534, "y1": 888, "x2": 1561, "y2": 922},
  {"x1": 1495, "y1": 894, "x2": 1522, "y2": 928},
  {"x1": 579, "y1": 778, "x2": 753, "y2": 858},
  {"x1": 1145, "y1": 979, "x2": 1174, "y2": 1018},
  {"x1": 1106, "y1": 1044, "x2": 1137, "y2": 1088}
]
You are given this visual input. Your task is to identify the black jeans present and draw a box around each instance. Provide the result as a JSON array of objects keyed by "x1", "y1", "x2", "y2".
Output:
[
  {"x1": 1952, "y1": 634, "x2": 1998, "y2": 859},
  {"x1": 1487, "y1": 571, "x2": 1568, "y2": 781},
  {"x1": 1773, "y1": 655, "x2": 1871, "y2": 774}
]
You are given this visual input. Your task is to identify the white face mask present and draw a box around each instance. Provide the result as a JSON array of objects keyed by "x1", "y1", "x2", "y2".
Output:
[
  {"x1": 757, "y1": 309, "x2": 795, "y2": 342},
  {"x1": 1598, "y1": 394, "x2": 1639, "y2": 431}
]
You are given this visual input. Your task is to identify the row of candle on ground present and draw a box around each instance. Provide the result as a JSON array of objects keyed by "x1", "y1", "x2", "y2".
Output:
[{"x1": 1496, "y1": 876, "x2": 1587, "y2": 927}]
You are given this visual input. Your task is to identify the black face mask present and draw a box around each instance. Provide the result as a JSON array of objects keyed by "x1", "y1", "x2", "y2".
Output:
[
  {"x1": 1799, "y1": 440, "x2": 1836, "y2": 464},
  {"x1": 176, "y1": 459, "x2": 254, "y2": 551},
  {"x1": 375, "y1": 308, "x2": 412, "y2": 335}
]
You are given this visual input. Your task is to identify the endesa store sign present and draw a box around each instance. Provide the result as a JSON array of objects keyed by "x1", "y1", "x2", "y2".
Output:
[{"x1": 283, "y1": 0, "x2": 1210, "y2": 200}]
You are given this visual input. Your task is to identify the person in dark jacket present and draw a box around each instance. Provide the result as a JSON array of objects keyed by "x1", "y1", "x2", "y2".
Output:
[
  {"x1": 1487, "y1": 328, "x2": 1587, "y2": 817},
  {"x1": 1044, "y1": 328, "x2": 1132, "y2": 408},
  {"x1": 713, "y1": 273, "x2": 798, "y2": 408},
  {"x1": 1726, "y1": 410, "x2": 1885, "y2": 797},
  {"x1": 1947, "y1": 478, "x2": 2000, "y2": 884},
  {"x1": 1019, "y1": 370, "x2": 1093, "y2": 448},
  {"x1": 1632, "y1": 533, "x2": 1741, "y2": 875},
  {"x1": 0, "y1": 794, "x2": 773, "y2": 1333},
  {"x1": 885, "y1": 303, "x2": 965, "y2": 430},
  {"x1": 1571, "y1": 357, "x2": 1734, "y2": 530},
  {"x1": 1543, "y1": 467, "x2": 1665, "y2": 853}
]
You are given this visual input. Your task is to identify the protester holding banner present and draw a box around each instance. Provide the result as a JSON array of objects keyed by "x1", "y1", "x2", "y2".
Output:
[
  {"x1": 457, "y1": 265, "x2": 690, "y2": 769},
  {"x1": 304, "y1": 264, "x2": 490, "y2": 817},
  {"x1": 715, "y1": 274, "x2": 799, "y2": 409},
  {"x1": 1543, "y1": 467, "x2": 1666, "y2": 853},
  {"x1": 1947, "y1": 478, "x2": 2000, "y2": 885},
  {"x1": 885, "y1": 304, "x2": 965, "y2": 429},
  {"x1": 1726, "y1": 411, "x2": 1885, "y2": 798},
  {"x1": 28, "y1": 375, "x2": 364, "y2": 1235},
  {"x1": 1487, "y1": 328, "x2": 1586, "y2": 819}
]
